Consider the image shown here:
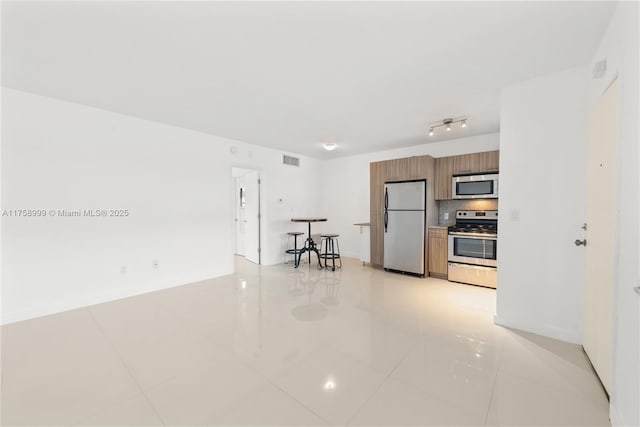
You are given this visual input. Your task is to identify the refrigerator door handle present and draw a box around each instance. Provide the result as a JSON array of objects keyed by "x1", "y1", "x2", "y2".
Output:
[
  {"x1": 384, "y1": 211, "x2": 388, "y2": 233},
  {"x1": 384, "y1": 187, "x2": 389, "y2": 210}
]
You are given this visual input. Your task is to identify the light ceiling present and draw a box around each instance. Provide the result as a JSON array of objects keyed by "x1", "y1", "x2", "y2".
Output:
[{"x1": 1, "y1": 1, "x2": 616, "y2": 159}]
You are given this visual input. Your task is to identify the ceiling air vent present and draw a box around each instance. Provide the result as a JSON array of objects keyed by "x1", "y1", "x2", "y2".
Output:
[{"x1": 283, "y1": 155, "x2": 300, "y2": 167}]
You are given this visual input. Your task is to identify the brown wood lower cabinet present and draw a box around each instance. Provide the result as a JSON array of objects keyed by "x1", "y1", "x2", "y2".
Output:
[{"x1": 428, "y1": 227, "x2": 448, "y2": 278}]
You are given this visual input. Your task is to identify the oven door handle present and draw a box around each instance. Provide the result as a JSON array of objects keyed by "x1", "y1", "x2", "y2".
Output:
[{"x1": 448, "y1": 232, "x2": 497, "y2": 239}]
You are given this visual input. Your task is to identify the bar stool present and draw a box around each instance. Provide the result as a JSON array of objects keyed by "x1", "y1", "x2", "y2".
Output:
[
  {"x1": 285, "y1": 232, "x2": 305, "y2": 265},
  {"x1": 319, "y1": 234, "x2": 342, "y2": 271}
]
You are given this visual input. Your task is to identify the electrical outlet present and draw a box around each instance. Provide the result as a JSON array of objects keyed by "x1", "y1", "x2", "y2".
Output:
[
  {"x1": 152, "y1": 260, "x2": 159, "y2": 269},
  {"x1": 443, "y1": 212, "x2": 449, "y2": 220},
  {"x1": 121, "y1": 265, "x2": 127, "y2": 274}
]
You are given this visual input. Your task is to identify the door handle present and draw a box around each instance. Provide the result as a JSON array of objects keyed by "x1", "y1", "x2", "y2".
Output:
[
  {"x1": 384, "y1": 188, "x2": 389, "y2": 210},
  {"x1": 384, "y1": 211, "x2": 388, "y2": 233},
  {"x1": 634, "y1": 286, "x2": 640, "y2": 296},
  {"x1": 574, "y1": 239, "x2": 587, "y2": 247}
]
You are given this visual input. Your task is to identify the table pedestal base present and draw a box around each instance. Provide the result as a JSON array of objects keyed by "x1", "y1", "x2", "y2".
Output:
[{"x1": 295, "y1": 222, "x2": 323, "y2": 269}]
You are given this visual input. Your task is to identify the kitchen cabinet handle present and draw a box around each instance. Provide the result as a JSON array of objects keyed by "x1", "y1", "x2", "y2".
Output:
[{"x1": 634, "y1": 286, "x2": 640, "y2": 296}]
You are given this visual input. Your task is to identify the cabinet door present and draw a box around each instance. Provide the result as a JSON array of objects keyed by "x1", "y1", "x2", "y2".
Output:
[
  {"x1": 370, "y1": 213, "x2": 384, "y2": 267},
  {"x1": 453, "y1": 153, "x2": 476, "y2": 175},
  {"x1": 475, "y1": 151, "x2": 500, "y2": 173},
  {"x1": 435, "y1": 157, "x2": 454, "y2": 200},
  {"x1": 428, "y1": 231, "x2": 448, "y2": 276},
  {"x1": 406, "y1": 156, "x2": 428, "y2": 180},
  {"x1": 453, "y1": 151, "x2": 500, "y2": 175},
  {"x1": 370, "y1": 161, "x2": 384, "y2": 215},
  {"x1": 370, "y1": 162, "x2": 385, "y2": 267},
  {"x1": 384, "y1": 157, "x2": 408, "y2": 182}
]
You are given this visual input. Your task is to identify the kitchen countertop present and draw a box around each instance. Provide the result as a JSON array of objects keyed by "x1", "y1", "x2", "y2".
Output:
[
  {"x1": 429, "y1": 225, "x2": 449, "y2": 229},
  {"x1": 353, "y1": 222, "x2": 371, "y2": 226}
]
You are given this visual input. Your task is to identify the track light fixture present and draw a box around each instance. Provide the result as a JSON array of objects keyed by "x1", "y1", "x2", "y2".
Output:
[{"x1": 428, "y1": 117, "x2": 468, "y2": 136}]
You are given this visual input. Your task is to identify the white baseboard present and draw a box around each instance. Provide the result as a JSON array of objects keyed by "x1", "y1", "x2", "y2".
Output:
[
  {"x1": 493, "y1": 314, "x2": 582, "y2": 345},
  {"x1": 609, "y1": 403, "x2": 620, "y2": 427},
  {"x1": 272, "y1": 253, "x2": 362, "y2": 266},
  {"x1": 338, "y1": 251, "x2": 359, "y2": 259}
]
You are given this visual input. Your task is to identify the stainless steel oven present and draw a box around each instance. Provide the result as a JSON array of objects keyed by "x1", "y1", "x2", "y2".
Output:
[
  {"x1": 447, "y1": 210, "x2": 498, "y2": 288},
  {"x1": 448, "y1": 233, "x2": 497, "y2": 267},
  {"x1": 452, "y1": 173, "x2": 498, "y2": 199}
]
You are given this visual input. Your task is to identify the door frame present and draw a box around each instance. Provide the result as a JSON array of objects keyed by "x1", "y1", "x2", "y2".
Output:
[{"x1": 231, "y1": 166, "x2": 263, "y2": 265}]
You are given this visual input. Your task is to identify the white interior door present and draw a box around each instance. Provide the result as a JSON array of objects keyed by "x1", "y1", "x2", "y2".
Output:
[
  {"x1": 583, "y1": 79, "x2": 618, "y2": 393},
  {"x1": 243, "y1": 170, "x2": 261, "y2": 264},
  {"x1": 234, "y1": 177, "x2": 245, "y2": 256}
]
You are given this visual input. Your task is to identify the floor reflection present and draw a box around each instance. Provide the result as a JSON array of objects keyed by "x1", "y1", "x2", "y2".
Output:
[
  {"x1": 289, "y1": 265, "x2": 342, "y2": 321},
  {"x1": 0, "y1": 255, "x2": 609, "y2": 426}
]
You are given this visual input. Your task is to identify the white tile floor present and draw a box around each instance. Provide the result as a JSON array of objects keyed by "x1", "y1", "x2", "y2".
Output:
[{"x1": 1, "y1": 257, "x2": 610, "y2": 426}]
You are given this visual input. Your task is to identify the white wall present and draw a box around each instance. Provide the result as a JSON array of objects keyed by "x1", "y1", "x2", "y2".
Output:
[
  {"x1": 1, "y1": 88, "x2": 321, "y2": 324},
  {"x1": 319, "y1": 133, "x2": 500, "y2": 258},
  {"x1": 589, "y1": 2, "x2": 639, "y2": 426},
  {"x1": 496, "y1": 65, "x2": 589, "y2": 344}
]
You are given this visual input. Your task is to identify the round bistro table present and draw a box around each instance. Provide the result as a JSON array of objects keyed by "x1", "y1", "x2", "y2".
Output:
[{"x1": 291, "y1": 218, "x2": 327, "y2": 268}]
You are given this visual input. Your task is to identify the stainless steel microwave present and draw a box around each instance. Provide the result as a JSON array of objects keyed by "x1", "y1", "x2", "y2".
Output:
[{"x1": 452, "y1": 173, "x2": 498, "y2": 199}]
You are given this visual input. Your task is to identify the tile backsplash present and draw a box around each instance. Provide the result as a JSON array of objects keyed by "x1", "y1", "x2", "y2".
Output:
[{"x1": 438, "y1": 199, "x2": 498, "y2": 225}]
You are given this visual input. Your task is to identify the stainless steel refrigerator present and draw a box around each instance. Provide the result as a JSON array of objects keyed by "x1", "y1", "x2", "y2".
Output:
[{"x1": 383, "y1": 180, "x2": 426, "y2": 277}]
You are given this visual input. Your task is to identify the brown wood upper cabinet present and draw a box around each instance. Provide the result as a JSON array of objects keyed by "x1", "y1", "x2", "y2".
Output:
[
  {"x1": 434, "y1": 157, "x2": 454, "y2": 200},
  {"x1": 453, "y1": 151, "x2": 499, "y2": 175},
  {"x1": 435, "y1": 150, "x2": 499, "y2": 200}
]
